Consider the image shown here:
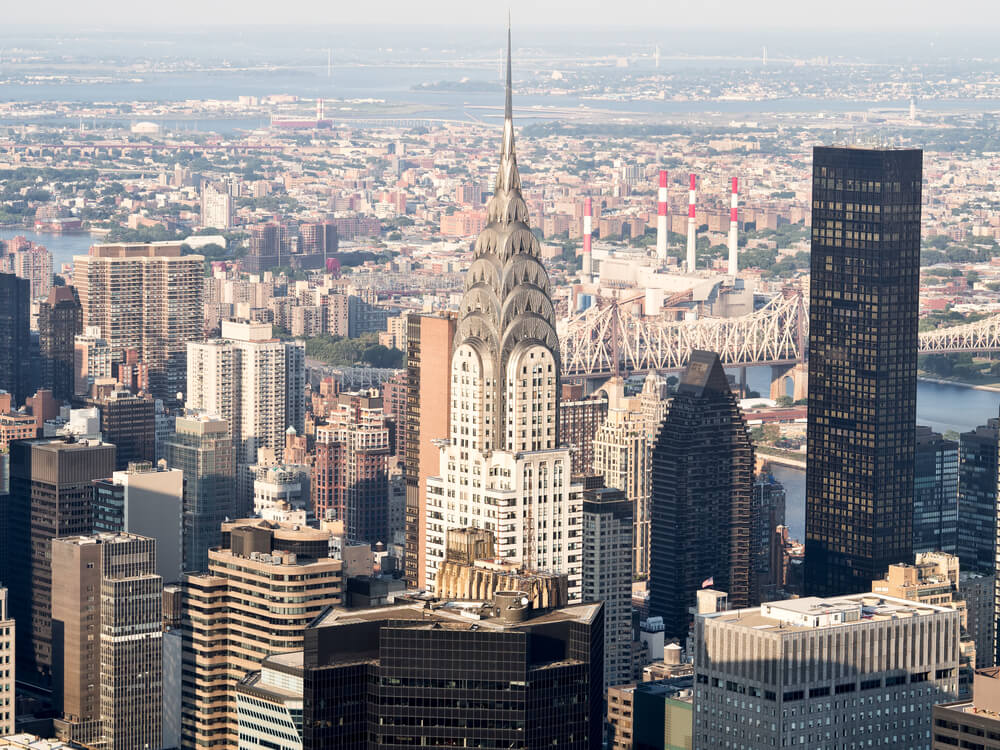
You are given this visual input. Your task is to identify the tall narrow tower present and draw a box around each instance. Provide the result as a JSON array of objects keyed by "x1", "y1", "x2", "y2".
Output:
[
  {"x1": 655, "y1": 170, "x2": 668, "y2": 264},
  {"x1": 686, "y1": 173, "x2": 697, "y2": 272},
  {"x1": 582, "y1": 197, "x2": 593, "y2": 282},
  {"x1": 727, "y1": 176, "x2": 739, "y2": 276}
]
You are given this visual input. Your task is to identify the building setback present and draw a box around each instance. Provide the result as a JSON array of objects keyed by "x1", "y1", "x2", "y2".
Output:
[
  {"x1": 8, "y1": 438, "x2": 116, "y2": 688},
  {"x1": 51, "y1": 533, "x2": 162, "y2": 750},
  {"x1": 649, "y1": 350, "x2": 753, "y2": 639},
  {"x1": 804, "y1": 147, "x2": 922, "y2": 596},
  {"x1": 694, "y1": 594, "x2": 960, "y2": 749},
  {"x1": 301, "y1": 595, "x2": 604, "y2": 750}
]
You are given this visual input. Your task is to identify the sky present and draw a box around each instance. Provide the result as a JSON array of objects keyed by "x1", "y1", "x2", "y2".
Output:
[{"x1": 4, "y1": 0, "x2": 1000, "y2": 30}]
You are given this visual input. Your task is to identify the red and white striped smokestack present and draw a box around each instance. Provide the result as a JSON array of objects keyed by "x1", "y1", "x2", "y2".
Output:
[
  {"x1": 686, "y1": 173, "x2": 697, "y2": 272},
  {"x1": 728, "y1": 176, "x2": 739, "y2": 276},
  {"x1": 655, "y1": 170, "x2": 668, "y2": 263},
  {"x1": 582, "y1": 197, "x2": 593, "y2": 282}
]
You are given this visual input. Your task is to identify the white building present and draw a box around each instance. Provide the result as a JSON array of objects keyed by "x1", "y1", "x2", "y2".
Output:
[
  {"x1": 694, "y1": 593, "x2": 962, "y2": 750},
  {"x1": 201, "y1": 182, "x2": 233, "y2": 230},
  {"x1": 0, "y1": 591, "x2": 14, "y2": 736},
  {"x1": 186, "y1": 320, "x2": 304, "y2": 513},
  {"x1": 73, "y1": 326, "x2": 112, "y2": 397},
  {"x1": 234, "y1": 652, "x2": 303, "y2": 750}
]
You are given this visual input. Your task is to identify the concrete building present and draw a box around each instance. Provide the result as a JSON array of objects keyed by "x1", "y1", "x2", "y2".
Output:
[
  {"x1": 37, "y1": 287, "x2": 82, "y2": 403},
  {"x1": 186, "y1": 320, "x2": 305, "y2": 513},
  {"x1": 559, "y1": 383, "x2": 609, "y2": 477},
  {"x1": 73, "y1": 327, "x2": 112, "y2": 398},
  {"x1": 92, "y1": 461, "x2": 184, "y2": 582},
  {"x1": 201, "y1": 181, "x2": 233, "y2": 230},
  {"x1": 164, "y1": 413, "x2": 235, "y2": 573},
  {"x1": 90, "y1": 389, "x2": 155, "y2": 471},
  {"x1": 0, "y1": 591, "x2": 16, "y2": 736},
  {"x1": 73, "y1": 243, "x2": 203, "y2": 402},
  {"x1": 8, "y1": 438, "x2": 116, "y2": 688},
  {"x1": 7, "y1": 245, "x2": 52, "y2": 301},
  {"x1": 694, "y1": 594, "x2": 961, "y2": 749},
  {"x1": 609, "y1": 678, "x2": 695, "y2": 750},
  {"x1": 583, "y1": 486, "x2": 633, "y2": 689},
  {"x1": 403, "y1": 312, "x2": 456, "y2": 588},
  {"x1": 180, "y1": 519, "x2": 342, "y2": 748},
  {"x1": 423, "y1": 53, "x2": 583, "y2": 600},
  {"x1": 301, "y1": 595, "x2": 604, "y2": 750},
  {"x1": 252, "y1": 464, "x2": 309, "y2": 517},
  {"x1": 933, "y1": 667, "x2": 1000, "y2": 750},
  {"x1": 51, "y1": 533, "x2": 162, "y2": 750},
  {"x1": 750, "y1": 471, "x2": 786, "y2": 604},
  {"x1": 235, "y1": 652, "x2": 304, "y2": 750}
]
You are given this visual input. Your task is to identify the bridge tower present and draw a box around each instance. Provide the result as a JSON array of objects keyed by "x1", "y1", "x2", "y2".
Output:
[{"x1": 769, "y1": 362, "x2": 808, "y2": 401}]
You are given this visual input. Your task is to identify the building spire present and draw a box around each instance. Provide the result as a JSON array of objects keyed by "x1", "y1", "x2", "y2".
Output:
[{"x1": 496, "y1": 18, "x2": 519, "y2": 193}]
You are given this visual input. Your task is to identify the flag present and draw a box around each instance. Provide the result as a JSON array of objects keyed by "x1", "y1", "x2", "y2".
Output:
[{"x1": 701, "y1": 577, "x2": 714, "y2": 589}]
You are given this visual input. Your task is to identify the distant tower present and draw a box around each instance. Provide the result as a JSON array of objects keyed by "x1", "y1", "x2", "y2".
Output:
[
  {"x1": 762, "y1": 46, "x2": 767, "y2": 66},
  {"x1": 909, "y1": 97, "x2": 917, "y2": 122},
  {"x1": 582, "y1": 197, "x2": 594, "y2": 282},
  {"x1": 686, "y1": 173, "x2": 697, "y2": 272},
  {"x1": 327, "y1": 48, "x2": 332, "y2": 78},
  {"x1": 654, "y1": 44, "x2": 660, "y2": 68},
  {"x1": 727, "y1": 176, "x2": 739, "y2": 276},
  {"x1": 656, "y1": 170, "x2": 668, "y2": 264}
]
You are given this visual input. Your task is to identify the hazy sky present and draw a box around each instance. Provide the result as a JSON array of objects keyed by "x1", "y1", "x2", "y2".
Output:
[{"x1": 5, "y1": 0, "x2": 1000, "y2": 29}]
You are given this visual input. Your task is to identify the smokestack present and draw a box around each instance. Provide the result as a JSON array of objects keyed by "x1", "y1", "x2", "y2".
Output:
[
  {"x1": 656, "y1": 170, "x2": 668, "y2": 264},
  {"x1": 686, "y1": 173, "x2": 697, "y2": 272},
  {"x1": 728, "y1": 176, "x2": 739, "y2": 276},
  {"x1": 582, "y1": 197, "x2": 593, "y2": 282}
]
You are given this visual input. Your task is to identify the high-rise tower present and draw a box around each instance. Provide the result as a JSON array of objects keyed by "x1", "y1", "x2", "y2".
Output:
[
  {"x1": 424, "y1": 28, "x2": 582, "y2": 596},
  {"x1": 804, "y1": 146, "x2": 922, "y2": 596}
]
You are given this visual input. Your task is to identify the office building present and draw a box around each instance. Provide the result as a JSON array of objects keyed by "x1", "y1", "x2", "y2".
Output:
[
  {"x1": 559, "y1": 383, "x2": 609, "y2": 477},
  {"x1": 234, "y1": 652, "x2": 303, "y2": 750},
  {"x1": 73, "y1": 327, "x2": 112, "y2": 398},
  {"x1": 750, "y1": 471, "x2": 786, "y2": 604},
  {"x1": 0, "y1": 273, "x2": 32, "y2": 405},
  {"x1": 92, "y1": 461, "x2": 183, "y2": 582},
  {"x1": 649, "y1": 350, "x2": 753, "y2": 639},
  {"x1": 164, "y1": 413, "x2": 235, "y2": 573},
  {"x1": 186, "y1": 320, "x2": 305, "y2": 513},
  {"x1": 201, "y1": 181, "x2": 233, "y2": 230},
  {"x1": 181, "y1": 519, "x2": 342, "y2": 748},
  {"x1": 933, "y1": 668, "x2": 1000, "y2": 750},
  {"x1": 957, "y1": 418, "x2": 999, "y2": 574},
  {"x1": 914, "y1": 425, "x2": 959, "y2": 555},
  {"x1": 403, "y1": 312, "x2": 456, "y2": 588},
  {"x1": 8, "y1": 438, "x2": 115, "y2": 687},
  {"x1": 608, "y1": 678, "x2": 695, "y2": 750},
  {"x1": 252, "y1": 464, "x2": 309, "y2": 518},
  {"x1": 960, "y1": 571, "x2": 994, "y2": 668},
  {"x1": 38, "y1": 287, "x2": 82, "y2": 403},
  {"x1": 91, "y1": 389, "x2": 155, "y2": 471},
  {"x1": 423, "y1": 37, "x2": 584, "y2": 598},
  {"x1": 592, "y1": 378, "x2": 652, "y2": 579},
  {"x1": 694, "y1": 594, "x2": 960, "y2": 749},
  {"x1": 73, "y1": 242, "x2": 203, "y2": 402},
  {"x1": 583, "y1": 486, "x2": 633, "y2": 689},
  {"x1": 301, "y1": 595, "x2": 604, "y2": 750},
  {"x1": 51, "y1": 533, "x2": 162, "y2": 750},
  {"x1": 0, "y1": 590, "x2": 16, "y2": 736},
  {"x1": 804, "y1": 147, "x2": 923, "y2": 596},
  {"x1": 313, "y1": 390, "x2": 391, "y2": 543}
]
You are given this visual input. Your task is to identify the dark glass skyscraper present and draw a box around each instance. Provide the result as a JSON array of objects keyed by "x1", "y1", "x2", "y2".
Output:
[
  {"x1": 649, "y1": 350, "x2": 753, "y2": 639},
  {"x1": 0, "y1": 272, "x2": 32, "y2": 405},
  {"x1": 804, "y1": 146, "x2": 923, "y2": 596},
  {"x1": 38, "y1": 286, "x2": 82, "y2": 403},
  {"x1": 913, "y1": 425, "x2": 959, "y2": 556},
  {"x1": 956, "y1": 418, "x2": 999, "y2": 574}
]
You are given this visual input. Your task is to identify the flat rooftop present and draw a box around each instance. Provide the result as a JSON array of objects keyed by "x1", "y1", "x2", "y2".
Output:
[{"x1": 706, "y1": 593, "x2": 955, "y2": 633}]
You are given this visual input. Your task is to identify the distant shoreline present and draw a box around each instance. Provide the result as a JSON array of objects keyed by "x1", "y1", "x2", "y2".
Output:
[{"x1": 917, "y1": 376, "x2": 1000, "y2": 393}]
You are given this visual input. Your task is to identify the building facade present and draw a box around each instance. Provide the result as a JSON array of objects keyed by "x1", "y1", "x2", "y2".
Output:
[
  {"x1": 694, "y1": 594, "x2": 960, "y2": 750},
  {"x1": 51, "y1": 533, "x2": 162, "y2": 750},
  {"x1": 649, "y1": 350, "x2": 753, "y2": 640},
  {"x1": 38, "y1": 286, "x2": 83, "y2": 403},
  {"x1": 91, "y1": 389, "x2": 156, "y2": 471},
  {"x1": 0, "y1": 273, "x2": 32, "y2": 405},
  {"x1": 914, "y1": 425, "x2": 959, "y2": 555},
  {"x1": 957, "y1": 418, "x2": 999, "y2": 575},
  {"x1": 804, "y1": 147, "x2": 923, "y2": 596},
  {"x1": 73, "y1": 243, "x2": 203, "y2": 402}
]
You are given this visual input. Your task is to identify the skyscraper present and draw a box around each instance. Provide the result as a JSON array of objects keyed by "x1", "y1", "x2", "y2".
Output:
[
  {"x1": 73, "y1": 242, "x2": 203, "y2": 402},
  {"x1": 90, "y1": 389, "x2": 156, "y2": 471},
  {"x1": 423, "y1": 31, "x2": 583, "y2": 597},
  {"x1": 51, "y1": 533, "x2": 162, "y2": 750},
  {"x1": 0, "y1": 273, "x2": 32, "y2": 406},
  {"x1": 181, "y1": 519, "x2": 342, "y2": 747},
  {"x1": 649, "y1": 350, "x2": 753, "y2": 640},
  {"x1": 186, "y1": 320, "x2": 305, "y2": 513},
  {"x1": 956, "y1": 418, "x2": 999, "y2": 574},
  {"x1": 0, "y1": 589, "x2": 16, "y2": 736},
  {"x1": 164, "y1": 414, "x2": 235, "y2": 573},
  {"x1": 73, "y1": 326, "x2": 112, "y2": 398},
  {"x1": 914, "y1": 425, "x2": 959, "y2": 556},
  {"x1": 750, "y1": 471, "x2": 786, "y2": 605},
  {"x1": 200, "y1": 181, "x2": 233, "y2": 230},
  {"x1": 8, "y1": 438, "x2": 116, "y2": 686},
  {"x1": 38, "y1": 286, "x2": 82, "y2": 403},
  {"x1": 403, "y1": 312, "x2": 456, "y2": 588},
  {"x1": 804, "y1": 146, "x2": 922, "y2": 596}
]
